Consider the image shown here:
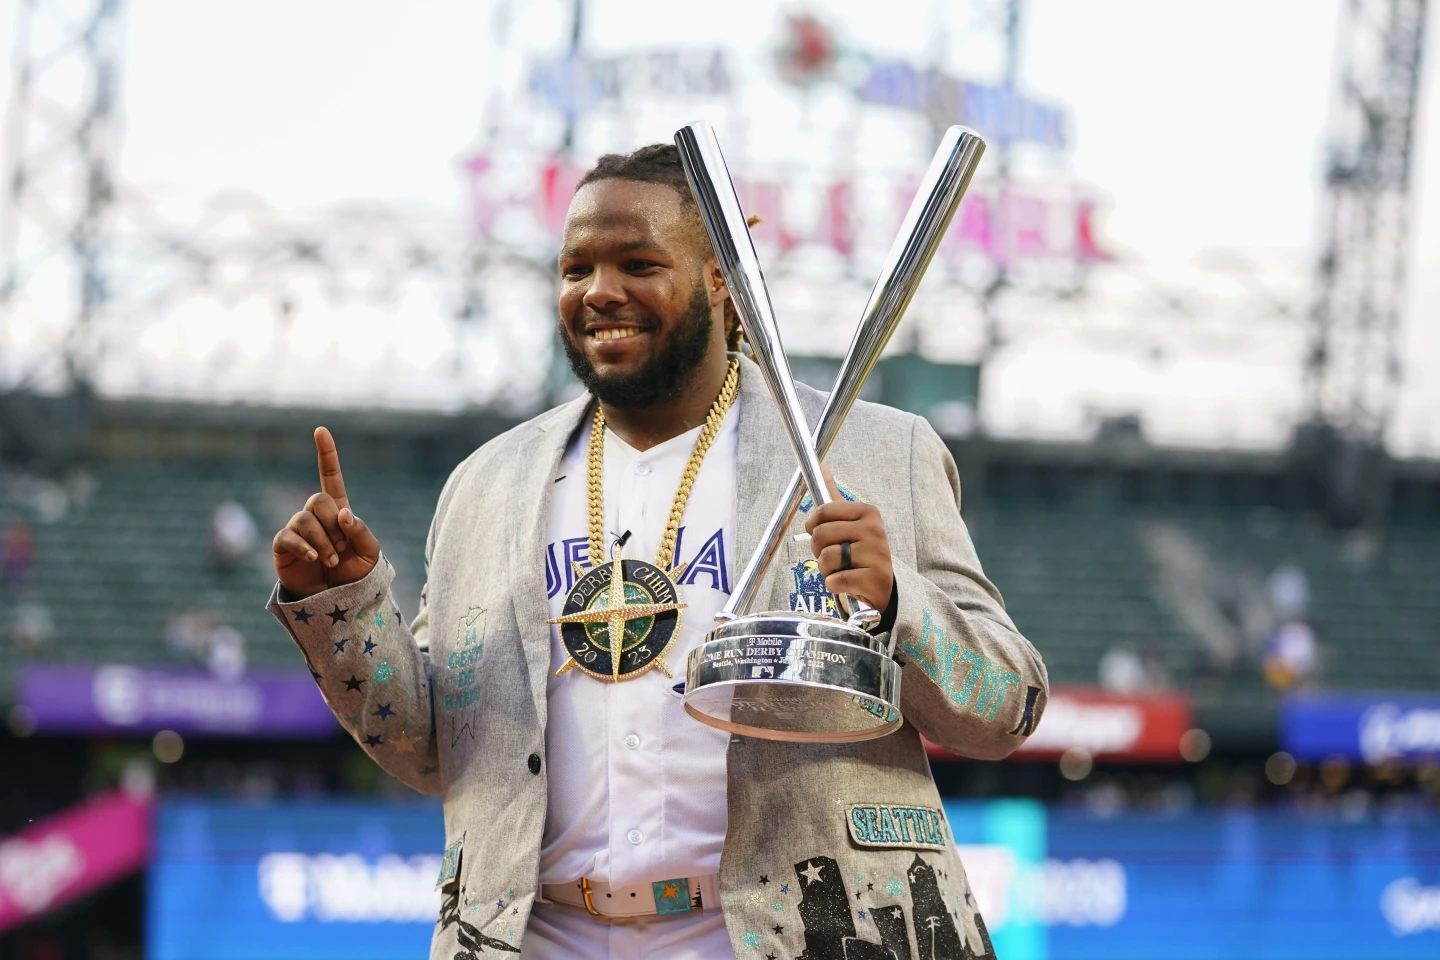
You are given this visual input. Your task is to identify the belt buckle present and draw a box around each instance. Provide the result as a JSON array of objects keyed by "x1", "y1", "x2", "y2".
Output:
[{"x1": 578, "y1": 877, "x2": 601, "y2": 917}]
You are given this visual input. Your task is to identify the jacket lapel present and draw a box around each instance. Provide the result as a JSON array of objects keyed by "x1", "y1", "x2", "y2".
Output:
[{"x1": 510, "y1": 392, "x2": 592, "y2": 719}]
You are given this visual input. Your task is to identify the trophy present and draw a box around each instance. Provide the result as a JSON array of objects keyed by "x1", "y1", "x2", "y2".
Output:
[{"x1": 674, "y1": 121, "x2": 985, "y2": 742}]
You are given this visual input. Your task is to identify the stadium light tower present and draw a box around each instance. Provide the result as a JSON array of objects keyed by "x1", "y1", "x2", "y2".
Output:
[
  {"x1": 0, "y1": 0, "x2": 126, "y2": 390},
  {"x1": 1306, "y1": 0, "x2": 1427, "y2": 448}
]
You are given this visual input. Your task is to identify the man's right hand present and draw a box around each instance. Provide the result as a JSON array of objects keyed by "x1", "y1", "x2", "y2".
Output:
[{"x1": 272, "y1": 427, "x2": 382, "y2": 600}]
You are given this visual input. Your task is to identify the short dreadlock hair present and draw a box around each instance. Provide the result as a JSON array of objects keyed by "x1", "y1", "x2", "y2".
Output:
[{"x1": 577, "y1": 143, "x2": 750, "y2": 352}]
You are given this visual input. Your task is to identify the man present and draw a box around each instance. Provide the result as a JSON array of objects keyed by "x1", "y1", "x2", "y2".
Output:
[{"x1": 269, "y1": 144, "x2": 1047, "y2": 960}]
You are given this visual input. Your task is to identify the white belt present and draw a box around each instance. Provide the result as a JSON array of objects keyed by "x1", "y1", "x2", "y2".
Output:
[{"x1": 540, "y1": 875, "x2": 720, "y2": 921}]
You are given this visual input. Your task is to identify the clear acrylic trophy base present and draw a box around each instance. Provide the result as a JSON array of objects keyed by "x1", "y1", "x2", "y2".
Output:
[{"x1": 683, "y1": 611, "x2": 903, "y2": 742}]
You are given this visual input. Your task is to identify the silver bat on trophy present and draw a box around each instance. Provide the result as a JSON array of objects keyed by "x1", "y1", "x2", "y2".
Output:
[{"x1": 674, "y1": 121, "x2": 985, "y2": 742}]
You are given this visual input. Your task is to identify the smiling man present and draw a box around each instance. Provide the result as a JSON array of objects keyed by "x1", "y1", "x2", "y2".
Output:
[{"x1": 268, "y1": 144, "x2": 1047, "y2": 960}]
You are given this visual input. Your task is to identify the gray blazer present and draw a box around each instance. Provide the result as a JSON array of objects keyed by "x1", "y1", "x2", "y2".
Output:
[{"x1": 268, "y1": 355, "x2": 1047, "y2": 959}]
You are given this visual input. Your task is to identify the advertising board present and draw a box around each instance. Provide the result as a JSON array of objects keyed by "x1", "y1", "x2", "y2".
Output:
[
  {"x1": 148, "y1": 800, "x2": 444, "y2": 960},
  {"x1": 149, "y1": 798, "x2": 1440, "y2": 959},
  {"x1": 1282, "y1": 692, "x2": 1440, "y2": 763},
  {"x1": 21, "y1": 664, "x2": 338, "y2": 738}
]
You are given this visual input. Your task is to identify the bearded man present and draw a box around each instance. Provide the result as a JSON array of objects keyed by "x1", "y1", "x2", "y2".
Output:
[{"x1": 268, "y1": 144, "x2": 1047, "y2": 960}]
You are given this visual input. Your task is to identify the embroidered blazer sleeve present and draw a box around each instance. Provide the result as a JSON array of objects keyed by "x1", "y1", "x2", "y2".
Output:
[
  {"x1": 266, "y1": 522, "x2": 447, "y2": 796},
  {"x1": 888, "y1": 416, "x2": 1048, "y2": 759}
]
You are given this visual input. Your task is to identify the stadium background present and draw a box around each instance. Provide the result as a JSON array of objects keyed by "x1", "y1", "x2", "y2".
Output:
[{"x1": 1, "y1": 1, "x2": 1438, "y2": 958}]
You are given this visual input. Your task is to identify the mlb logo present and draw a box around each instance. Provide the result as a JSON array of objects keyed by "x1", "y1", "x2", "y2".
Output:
[{"x1": 751, "y1": 665, "x2": 774, "y2": 679}]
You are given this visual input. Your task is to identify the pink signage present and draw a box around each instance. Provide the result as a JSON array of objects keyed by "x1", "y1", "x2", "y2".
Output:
[
  {"x1": 0, "y1": 790, "x2": 151, "y2": 934},
  {"x1": 462, "y1": 151, "x2": 1109, "y2": 266}
]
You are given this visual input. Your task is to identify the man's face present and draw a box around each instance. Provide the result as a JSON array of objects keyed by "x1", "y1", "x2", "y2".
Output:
[{"x1": 557, "y1": 179, "x2": 723, "y2": 408}]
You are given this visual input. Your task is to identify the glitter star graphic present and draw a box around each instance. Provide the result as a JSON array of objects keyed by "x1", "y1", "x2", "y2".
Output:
[
  {"x1": 363, "y1": 637, "x2": 377, "y2": 656},
  {"x1": 342, "y1": 714, "x2": 360, "y2": 728},
  {"x1": 746, "y1": 891, "x2": 763, "y2": 906},
  {"x1": 343, "y1": 675, "x2": 365, "y2": 693},
  {"x1": 740, "y1": 931, "x2": 760, "y2": 949},
  {"x1": 363, "y1": 734, "x2": 383, "y2": 747},
  {"x1": 886, "y1": 877, "x2": 904, "y2": 897},
  {"x1": 372, "y1": 659, "x2": 396, "y2": 686},
  {"x1": 773, "y1": 924, "x2": 783, "y2": 935},
  {"x1": 373, "y1": 702, "x2": 394, "y2": 720},
  {"x1": 857, "y1": 909, "x2": 867, "y2": 919},
  {"x1": 779, "y1": 884, "x2": 790, "y2": 894},
  {"x1": 390, "y1": 730, "x2": 422, "y2": 753},
  {"x1": 333, "y1": 637, "x2": 349, "y2": 654},
  {"x1": 759, "y1": 875, "x2": 769, "y2": 886},
  {"x1": 326, "y1": 605, "x2": 348, "y2": 624},
  {"x1": 373, "y1": 611, "x2": 385, "y2": 628},
  {"x1": 801, "y1": 862, "x2": 824, "y2": 885},
  {"x1": 293, "y1": 607, "x2": 313, "y2": 624}
]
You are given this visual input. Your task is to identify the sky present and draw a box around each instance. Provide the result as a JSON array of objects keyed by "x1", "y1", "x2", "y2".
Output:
[{"x1": 0, "y1": 0, "x2": 1436, "y2": 454}]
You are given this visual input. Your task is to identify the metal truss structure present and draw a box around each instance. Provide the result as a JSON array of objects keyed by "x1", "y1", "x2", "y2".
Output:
[
  {"x1": 0, "y1": 0, "x2": 124, "y2": 389},
  {"x1": 1306, "y1": 0, "x2": 1429, "y2": 443}
]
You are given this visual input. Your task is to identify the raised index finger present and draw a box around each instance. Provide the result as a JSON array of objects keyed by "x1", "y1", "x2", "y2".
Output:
[{"x1": 314, "y1": 426, "x2": 349, "y2": 511}]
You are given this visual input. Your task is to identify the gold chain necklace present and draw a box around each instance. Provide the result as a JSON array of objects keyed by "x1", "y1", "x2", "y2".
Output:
[{"x1": 549, "y1": 357, "x2": 741, "y2": 682}]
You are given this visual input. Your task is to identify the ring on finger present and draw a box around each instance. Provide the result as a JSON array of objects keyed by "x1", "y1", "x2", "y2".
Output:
[{"x1": 838, "y1": 541, "x2": 853, "y2": 572}]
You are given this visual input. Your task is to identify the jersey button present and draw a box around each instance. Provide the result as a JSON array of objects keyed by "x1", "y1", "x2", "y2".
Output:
[
  {"x1": 635, "y1": 462, "x2": 652, "y2": 476},
  {"x1": 627, "y1": 829, "x2": 644, "y2": 845},
  {"x1": 624, "y1": 734, "x2": 640, "y2": 749},
  {"x1": 527, "y1": 754, "x2": 542, "y2": 775}
]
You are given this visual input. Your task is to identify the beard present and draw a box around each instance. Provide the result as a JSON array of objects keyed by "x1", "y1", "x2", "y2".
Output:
[{"x1": 558, "y1": 284, "x2": 715, "y2": 409}]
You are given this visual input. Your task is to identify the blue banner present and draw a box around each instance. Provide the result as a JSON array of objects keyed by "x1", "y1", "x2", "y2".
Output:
[
  {"x1": 943, "y1": 800, "x2": 1440, "y2": 959},
  {"x1": 148, "y1": 799, "x2": 444, "y2": 960},
  {"x1": 150, "y1": 799, "x2": 1440, "y2": 959},
  {"x1": 1282, "y1": 692, "x2": 1440, "y2": 763}
]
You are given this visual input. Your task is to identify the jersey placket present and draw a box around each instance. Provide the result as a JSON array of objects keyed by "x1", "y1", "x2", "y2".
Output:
[{"x1": 603, "y1": 432, "x2": 665, "y2": 885}]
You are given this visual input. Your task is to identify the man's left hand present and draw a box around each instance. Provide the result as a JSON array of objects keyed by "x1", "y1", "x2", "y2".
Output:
[{"x1": 805, "y1": 466, "x2": 894, "y2": 613}]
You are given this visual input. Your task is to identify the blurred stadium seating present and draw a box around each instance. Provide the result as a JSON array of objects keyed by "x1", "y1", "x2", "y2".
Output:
[{"x1": 4, "y1": 397, "x2": 1438, "y2": 714}]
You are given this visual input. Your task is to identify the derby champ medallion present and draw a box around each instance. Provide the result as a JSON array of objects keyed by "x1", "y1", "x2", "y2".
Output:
[
  {"x1": 550, "y1": 543, "x2": 686, "y2": 682},
  {"x1": 548, "y1": 357, "x2": 740, "y2": 684}
]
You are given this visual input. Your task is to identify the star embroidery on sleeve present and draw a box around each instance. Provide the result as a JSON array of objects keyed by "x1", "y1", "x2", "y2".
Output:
[
  {"x1": 496, "y1": 898, "x2": 505, "y2": 909},
  {"x1": 343, "y1": 675, "x2": 365, "y2": 693},
  {"x1": 779, "y1": 883, "x2": 790, "y2": 895},
  {"x1": 363, "y1": 734, "x2": 383, "y2": 747},
  {"x1": 389, "y1": 730, "x2": 422, "y2": 753},
  {"x1": 293, "y1": 607, "x2": 313, "y2": 624},
  {"x1": 363, "y1": 638, "x2": 377, "y2": 656},
  {"x1": 758, "y1": 875, "x2": 769, "y2": 886},
  {"x1": 857, "y1": 909, "x2": 867, "y2": 919},
  {"x1": 333, "y1": 638, "x2": 349, "y2": 654},
  {"x1": 373, "y1": 702, "x2": 394, "y2": 721},
  {"x1": 772, "y1": 924, "x2": 783, "y2": 934},
  {"x1": 326, "y1": 605, "x2": 349, "y2": 624},
  {"x1": 372, "y1": 659, "x2": 396, "y2": 686},
  {"x1": 740, "y1": 931, "x2": 760, "y2": 949},
  {"x1": 373, "y1": 612, "x2": 385, "y2": 628}
]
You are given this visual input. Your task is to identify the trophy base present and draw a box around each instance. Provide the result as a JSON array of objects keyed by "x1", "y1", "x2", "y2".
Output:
[{"x1": 683, "y1": 611, "x2": 903, "y2": 742}]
